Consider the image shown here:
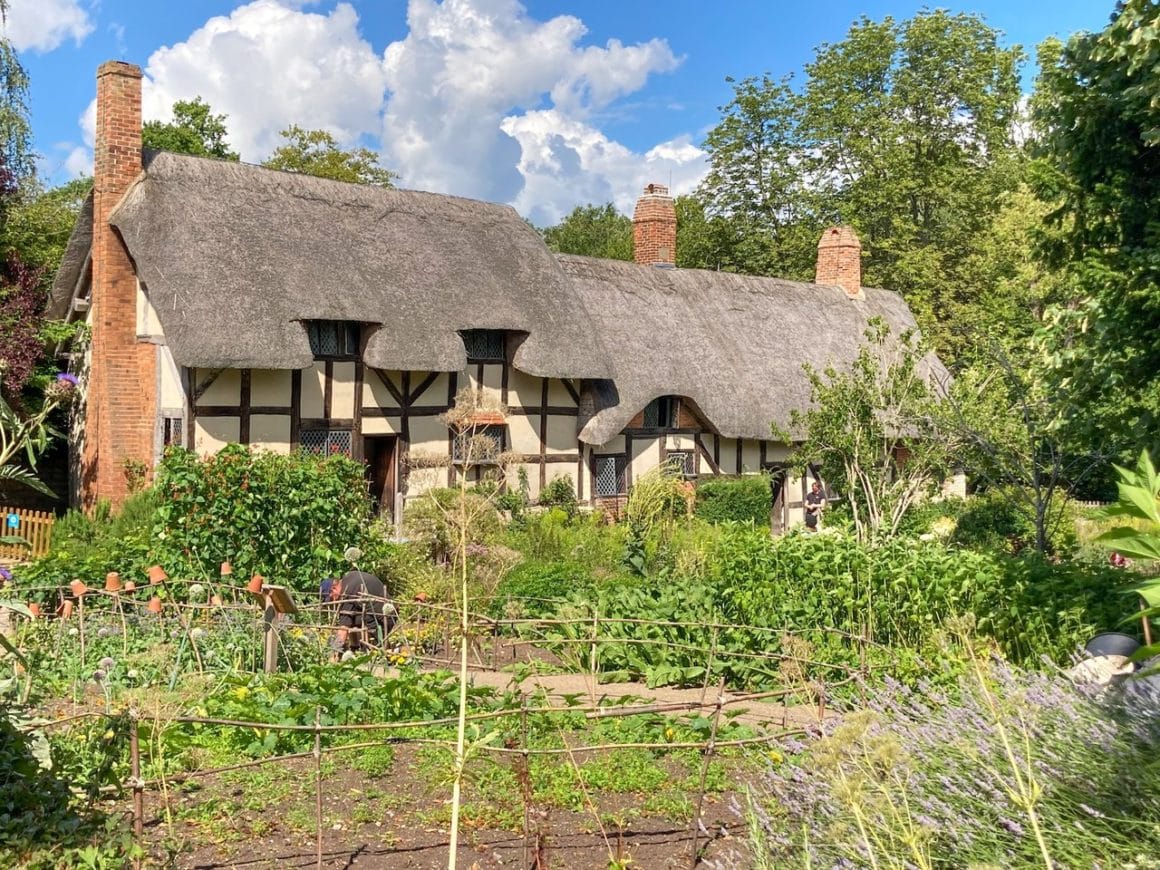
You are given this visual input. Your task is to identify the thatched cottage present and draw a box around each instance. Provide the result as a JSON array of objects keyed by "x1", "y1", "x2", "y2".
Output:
[{"x1": 50, "y1": 61, "x2": 946, "y2": 528}]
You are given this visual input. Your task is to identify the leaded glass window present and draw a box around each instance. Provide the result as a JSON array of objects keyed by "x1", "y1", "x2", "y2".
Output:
[
  {"x1": 299, "y1": 429, "x2": 353, "y2": 456},
  {"x1": 461, "y1": 329, "x2": 505, "y2": 362},
  {"x1": 642, "y1": 397, "x2": 678, "y2": 429},
  {"x1": 666, "y1": 450, "x2": 695, "y2": 478},
  {"x1": 594, "y1": 455, "x2": 627, "y2": 496},
  {"x1": 306, "y1": 321, "x2": 360, "y2": 358}
]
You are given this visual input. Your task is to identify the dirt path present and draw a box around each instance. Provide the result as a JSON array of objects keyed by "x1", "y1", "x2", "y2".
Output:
[{"x1": 452, "y1": 668, "x2": 831, "y2": 731}]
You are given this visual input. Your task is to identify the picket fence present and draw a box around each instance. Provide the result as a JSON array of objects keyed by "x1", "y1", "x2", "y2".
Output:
[{"x1": 0, "y1": 506, "x2": 54, "y2": 560}]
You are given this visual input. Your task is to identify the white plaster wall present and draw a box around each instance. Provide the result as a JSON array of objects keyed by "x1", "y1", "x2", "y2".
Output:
[
  {"x1": 507, "y1": 413, "x2": 540, "y2": 455},
  {"x1": 331, "y1": 362, "x2": 356, "y2": 418},
  {"x1": 195, "y1": 418, "x2": 239, "y2": 454},
  {"x1": 508, "y1": 369, "x2": 540, "y2": 409},
  {"x1": 251, "y1": 415, "x2": 291, "y2": 452},
  {"x1": 544, "y1": 415, "x2": 576, "y2": 455},
  {"x1": 361, "y1": 417, "x2": 399, "y2": 436},
  {"x1": 364, "y1": 369, "x2": 402, "y2": 409},
  {"x1": 301, "y1": 363, "x2": 325, "y2": 418},
  {"x1": 199, "y1": 369, "x2": 240, "y2": 405},
  {"x1": 251, "y1": 370, "x2": 292, "y2": 406}
]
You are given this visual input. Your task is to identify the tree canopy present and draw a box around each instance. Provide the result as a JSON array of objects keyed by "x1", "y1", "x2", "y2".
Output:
[
  {"x1": 1030, "y1": 0, "x2": 1160, "y2": 466},
  {"x1": 141, "y1": 97, "x2": 239, "y2": 161},
  {"x1": 541, "y1": 204, "x2": 632, "y2": 261},
  {"x1": 261, "y1": 126, "x2": 396, "y2": 188}
]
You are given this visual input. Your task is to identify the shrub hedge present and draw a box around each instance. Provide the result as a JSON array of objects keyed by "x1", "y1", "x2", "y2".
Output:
[{"x1": 694, "y1": 475, "x2": 771, "y2": 525}]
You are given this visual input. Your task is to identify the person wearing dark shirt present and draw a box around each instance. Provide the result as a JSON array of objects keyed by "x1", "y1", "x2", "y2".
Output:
[
  {"x1": 330, "y1": 569, "x2": 396, "y2": 653},
  {"x1": 804, "y1": 481, "x2": 827, "y2": 532}
]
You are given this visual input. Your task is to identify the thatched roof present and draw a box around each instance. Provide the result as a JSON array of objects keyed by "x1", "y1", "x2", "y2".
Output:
[
  {"x1": 49, "y1": 149, "x2": 950, "y2": 445},
  {"x1": 559, "y1": 255, "x2": 949, "y2": 443},
  {"x1": 47, "y1": 191, "x2": 93, "y2": 319},
  {"x1": 88, "y1": 151, "x2": 613, "y2": 376}
]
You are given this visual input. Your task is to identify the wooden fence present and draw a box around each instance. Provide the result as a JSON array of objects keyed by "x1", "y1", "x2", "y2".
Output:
[{"x1": 0, "y1": 506, "x2": 54, "y2": 560}]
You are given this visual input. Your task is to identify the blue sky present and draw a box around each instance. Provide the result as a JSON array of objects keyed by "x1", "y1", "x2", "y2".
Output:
[{"x1": 5, "y1": 0, "x2": 1112, "y2": 224}]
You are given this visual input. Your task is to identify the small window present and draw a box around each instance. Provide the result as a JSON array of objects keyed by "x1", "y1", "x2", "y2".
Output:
[
  {"x1": 461, "y1": 329, "x2": 505, "y2": 363},
  {"x1": 300, "y1": 429, "x2": 353, "y2": 457},
  {"x1": 666, "y1": 450, "x2": 695, "y2": 479},
  {"x1": 594, "y1": 454, "x2": 627, "y2": 497},
  {"x1": 453, "y1": 424, "x2": 505, "y2": 463},
  {"x1": 643, "y1": 397, "x2": 678, "y2": 429},
  {"x1": 162, "y1": 415, "x2": 184, "y2": 448},
  {"x1": 306, "y1": 321, "x2": 360, "y2": 358}
]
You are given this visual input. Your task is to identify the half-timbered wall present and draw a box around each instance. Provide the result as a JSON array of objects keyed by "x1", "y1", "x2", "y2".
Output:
[{"x1": 184, "y1": 363, "x2": 804, "y2": 521}]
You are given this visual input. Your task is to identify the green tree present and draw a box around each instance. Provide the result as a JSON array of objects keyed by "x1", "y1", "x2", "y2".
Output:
[
  {"x1": 261, "y1": 126, "x2": 396, "y2": 188},
  {"x1": 701, "y1": 11, "x2": 1025, "y2": 360},
  {"x1": 698, "y1": 73, "x2": 820, "y2": 279},
  {"x1": 1030, "y1": 0, "x2": 1160, "y2": 470},
  {"x1": 141, "y1": 97, "x2": 239, "y2": 160},
  {"x1": 542, "y1": 203, "x2": 632, "y2": 260},
  {"x1": 0, "y1": 0, "x2": 31, "y2": 198},
  {"x1": 780, "y1": 319, "x2": 953, "y2": 541},
  {"x1": 2, "y1": 176, "x2": 91, "y2": 283}
]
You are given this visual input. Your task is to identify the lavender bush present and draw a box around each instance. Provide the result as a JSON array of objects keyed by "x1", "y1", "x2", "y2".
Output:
[{"x1": 742, "y1": 655, "x2": 1160, "y2": 869}]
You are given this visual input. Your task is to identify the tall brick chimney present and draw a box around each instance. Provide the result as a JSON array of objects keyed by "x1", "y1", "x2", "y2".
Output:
[
  {"x1": 84, "y1": 61, "x2": 156, "y2": 509},
  {"x1": 815, "y1": 226, "x2": 863, "y2": 299},
  {"x1": 632, "y1": 183, "x2": 677, "y2": 266}
]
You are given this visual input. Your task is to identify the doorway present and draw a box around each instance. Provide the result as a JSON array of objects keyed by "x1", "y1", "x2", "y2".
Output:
[
  {"x1": 363, "y1": 436, "x2": 397, "y2": 518},
  {"x1": 764, "y1": 463, "x2": 788, "y2": 535}
]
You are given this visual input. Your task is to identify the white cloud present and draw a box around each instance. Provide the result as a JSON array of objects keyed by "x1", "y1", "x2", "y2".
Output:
[
  {"x1": 63, "y1": 144, "x2": 91, "y2": 177},
  {"x1": 3, "y1": 0, "x2": 93, "y2": 53},
  {"x1": 69, "y1": 0, "x2": 707, "y2": 220},
  {"x1": 381, "y1": 0, "x2": 686, "y2": 205},
  {"x1": 501, "y1": 110, "x2": 707, "y2": 225}
]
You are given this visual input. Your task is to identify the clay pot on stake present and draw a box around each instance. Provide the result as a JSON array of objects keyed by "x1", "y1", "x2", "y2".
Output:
[
  {"x1": 104, "y1": 572, "x2": 122, "y2": 593},
  {"x1": 148, "y1": 565, "x2": 168, "y2": 586},
  {"x1": 69, "y1": 579, "x2": 87, "y2": 598},
  {"x1": 247, "y1": 574, "x2": 265, "y2": 595},
  {"x1": 27, "y1": 602, "x2": 40, "y2": 618},
  {"x1": 147, "y1": 596, "x2": 163, "y2": 615}
]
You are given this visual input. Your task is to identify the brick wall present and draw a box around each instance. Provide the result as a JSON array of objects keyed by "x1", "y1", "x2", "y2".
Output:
[
  {"x1": 82, "y1": 61, "x2": 157, "y2": 510},
  {"x1": 632, "y1": 184, "x2": 677, "y2": 266},
  {"x1": 815, "y1": 226, "x2": 863, "y2": 299}
]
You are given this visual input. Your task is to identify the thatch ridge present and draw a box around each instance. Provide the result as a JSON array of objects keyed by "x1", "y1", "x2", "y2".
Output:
[
  {"x1": 107, "y1": 151, "x2": 612, "y2": 376},
  {"x1": 47, "y1": 190, "x2": 93, "y2": 320},
  {"x1": 558, "y1": 254, "x2": 949, "y2": 443}
]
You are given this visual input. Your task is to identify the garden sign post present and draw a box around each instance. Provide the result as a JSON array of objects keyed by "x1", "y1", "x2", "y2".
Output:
[{"x1": 253, "y1": 585, "x2": 297, "y2": 673}]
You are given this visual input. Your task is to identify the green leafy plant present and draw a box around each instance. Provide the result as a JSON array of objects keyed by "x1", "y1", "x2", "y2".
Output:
[{"x1": 694, "y1": 475, "x2": 772, "y2": 525}]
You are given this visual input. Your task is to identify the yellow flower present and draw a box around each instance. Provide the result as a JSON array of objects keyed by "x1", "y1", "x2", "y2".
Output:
[
  {"x1": 767, "y1": 749, "x2": 783, "y2": 764},
  {"x1": 232, "y1": 687, "x2": 250, "y2": 701},
  {"x1": 663, "y1": 727, "x2": 675, "y2": 742},
  {"x1": 103, "y1": 729, "x2": 115, "y2": 741}
]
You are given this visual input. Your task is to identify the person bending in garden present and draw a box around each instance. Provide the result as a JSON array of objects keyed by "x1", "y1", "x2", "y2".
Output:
[
  {"x1": 804, "y1": 480, "x2": 827, "y2": 532},
  {"x1": 330, "y1": 569, "x2": 397, "y2": 657}
]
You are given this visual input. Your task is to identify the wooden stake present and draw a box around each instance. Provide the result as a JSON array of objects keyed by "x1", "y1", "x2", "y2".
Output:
[
  {"x1": 315, "y1": 707, "x2": 323, "y2": 870},
  {"x1": 130, "y1": 712, "x2": 144, "y2": 869},
  {"x1": 263, "y1": 593, "x2": 278, "y2": 674},
  {"x1": 1141, "y1": 598, "x2": 1153, "y2": 647},
  {"x1": 689, "y1": 677, "x2": 728, "y2": 869}
]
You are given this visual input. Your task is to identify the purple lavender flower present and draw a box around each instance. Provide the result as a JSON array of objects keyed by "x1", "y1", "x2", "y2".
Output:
[
  {"x1": 56, "y1": 372, "x2": 79, "y2": 386},
  {"x1": 0, "y1": 566, "x2": 11, "y2": 583},
  {"x1": 999, "y1": 817, "x2": 1025, "y2": 837}
]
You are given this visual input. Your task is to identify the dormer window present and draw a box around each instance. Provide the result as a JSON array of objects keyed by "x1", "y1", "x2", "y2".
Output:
[
  {"x1": 643, "y1": 396, "x2": 679, "y2": 429},
  {"x1": 462, "y1": 329, "x2": 505, "y2": 363},
  {"x1": 306, "y1": 321, "x2": 359, "y2": 359}
]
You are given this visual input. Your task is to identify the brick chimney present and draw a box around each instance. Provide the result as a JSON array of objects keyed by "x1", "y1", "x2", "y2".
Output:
[
  {"x1": 84, "y1": 61, "x2": 156, "y2": 509},
  {"x1": 815, "y1": 226, "x2": 863, "y2": 299},
  {"x1": 632, "y1": 183, "x2": 676, "y2": 266}
]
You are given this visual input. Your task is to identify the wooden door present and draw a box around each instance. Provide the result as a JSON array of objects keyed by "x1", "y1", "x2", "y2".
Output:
[{"x1": 364, "y1": 436, "x2": 397, "y2": 518}]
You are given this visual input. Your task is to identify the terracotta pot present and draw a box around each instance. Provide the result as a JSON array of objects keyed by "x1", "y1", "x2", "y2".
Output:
[
  {"x1": 60, "y1": 600, "x2": 74, "y2": 619},
  {"x1": 220, "y1": 561, "x2": 233, "y2": 577},
  {"x1": 148, "y1": 565, "x2": 168, "y2": 585},
  {"x1": 104, "y1": 572, "x2": 122, "y2": 593},
  {"x1": 210, "y1": 594, "x2": 223, "y2": 607},
  {"x1": 123, "y1": 581, "x2": 136, "y2": 593},
  {"x1": 414, "y1": 592, "x2": 430, "y2": 603},
  {"x1": 247, "y1": 574, "x2": 265, "y2": 595},
  {"x1": 147, "y1": 596, "x2": 163, "y2": 614},
  {"x1": 27, "y1": 602, "x2": 40, "y2": 618},
  {"x1": 69, "y1": 579, "x2": 87, "y2": 598}
]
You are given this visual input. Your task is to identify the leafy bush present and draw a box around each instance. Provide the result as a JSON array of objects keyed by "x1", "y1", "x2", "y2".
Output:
[
  {"x1": 403, "y1": 487, "x2": 502, "y2": 563},
  {"x1": 538, "y1": 474, "x2": 578, "y2": 516},
  {"x1": 489, "y1": 561, "x2": 595, "y2": 619},
  {"x1": 694, "y1": 475, "x2": 771, "y2": 525},
  {"x1": 151, "y1": 445, "x2": 373, "y2": 592},
  {"x1": 504, "y1": 509, "x2": 626, "y2": 574},
  {"x1": 953, "y1": 487, "x2": 1078, "y2": 555},
  {"x1": 11, "y1": 490, "x2": 158, "y2": 596}
]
